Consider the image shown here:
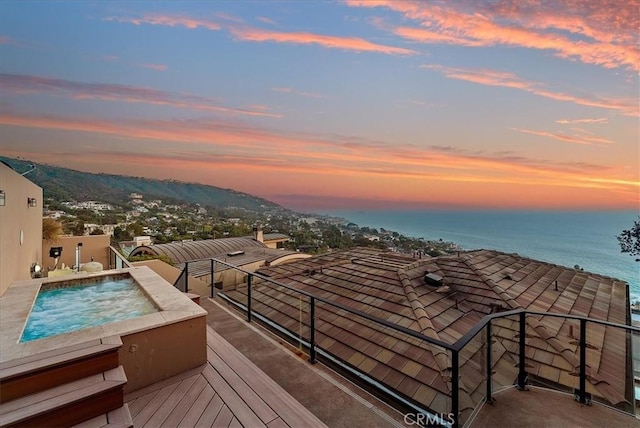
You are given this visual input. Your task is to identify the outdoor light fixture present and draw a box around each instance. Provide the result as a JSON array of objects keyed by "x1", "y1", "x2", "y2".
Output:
[
  {"x1": 0, "y1": 190, "x2": 5, "y2": 206},
  {"x1": 27, "y1": 197, "x2": 37, "y2": 207},
  {"x1": 30, "y1": 263, "x2": 43, "y2": 279}
]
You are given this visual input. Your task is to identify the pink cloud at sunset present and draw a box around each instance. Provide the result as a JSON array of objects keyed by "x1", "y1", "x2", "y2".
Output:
[
  {"x1": 107, "y1": 13, "x2": 415, "y2": 55},
  {"x1": 510, "y1": 128, "x2": 614, "y2": 146},
  {"x1": 0, "y1": 73, "x2": 280, "y2": 118},
  {"x1": 422, "y1": 65, "x2": 639, "y2": 116},
  {"x1": 256, "y1": 16, "x2": 277, "y2": 26},
  {"x1": 556, "y1": 118, "x2": 608, "y2": 125},
  {"x1": 347, "y1": 0, "x2": 639, "y2": 72},
  {"x1": 139, "y1": 63, "x2": 167, "y2": 71},
  {"x1": 105, "y1": 14, "x2": 222, "y2": 31},
  {"x1": 228, "y1": 26, "x2": 415, "y2": 55},
  {"x1": 271, "y1": 87, "x2": 328, "y2": 99}
]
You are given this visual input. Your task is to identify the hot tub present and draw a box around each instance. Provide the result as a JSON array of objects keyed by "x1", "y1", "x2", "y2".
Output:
[
  {"x1": 21, "y1": 273, "x2": 159, "y2": 342},
  {"x1": 0, "y1": 266, "x2": 207, "y2": 392}
]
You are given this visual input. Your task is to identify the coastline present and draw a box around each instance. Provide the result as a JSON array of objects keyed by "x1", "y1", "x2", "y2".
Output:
[{"x1": 325, "y1": 209, "x2": 640, "y2": 304}]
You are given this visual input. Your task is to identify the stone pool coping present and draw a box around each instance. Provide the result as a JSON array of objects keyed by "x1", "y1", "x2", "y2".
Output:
[{"x1": 0, "y1": 266, "x2": 207, "y2": 363}]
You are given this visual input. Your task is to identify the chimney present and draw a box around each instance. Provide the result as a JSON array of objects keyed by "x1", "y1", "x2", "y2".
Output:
[{"x1": 253, "y1": 225, "x2": 264, "y2": 243}]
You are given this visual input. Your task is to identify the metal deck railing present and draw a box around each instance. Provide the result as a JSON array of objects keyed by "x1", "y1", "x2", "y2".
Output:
[{"x1": 175, "y1": 257, "x2": 639, "y2": 428}]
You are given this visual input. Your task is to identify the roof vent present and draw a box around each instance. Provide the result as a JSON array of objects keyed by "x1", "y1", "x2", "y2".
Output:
[
  {"x1": 227, "y1": 250, "x2": 245, "y2": 257},
  {"x1": 424, "y1": 272, "x2": 443, "y2": 287}
]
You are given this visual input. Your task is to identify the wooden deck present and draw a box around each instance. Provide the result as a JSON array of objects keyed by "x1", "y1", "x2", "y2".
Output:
[{"x1": 124, "y1": 326, "x2": 327, "y2": 428}]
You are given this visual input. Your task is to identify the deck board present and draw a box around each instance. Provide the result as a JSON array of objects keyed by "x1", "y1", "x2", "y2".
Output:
[
  {"x1": 178, "y1": 386, "x2": 215, "y2": 428},
  {"x1": 142, "y1": 374, "x2": 199, "y2": 427},
  {"x1": 160, "y1": 375, "x2": 208, "y2": 427},
  {"x1": 131, "y1": 381, "x2": 181, "y2": 427},
  {"x1": 211, "y1": 405, "x2": 233, "y2": 428},
  {"x1": 125, "y1": 326, "x2": 327, "y2": 428},
  {"x1": 194, "y1": 393, "x2": 224, "y2": 428}
]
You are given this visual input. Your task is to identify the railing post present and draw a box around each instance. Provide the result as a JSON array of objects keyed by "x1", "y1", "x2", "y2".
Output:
[
  {"x1": 247, "y1": 273, "x2": 252, "y2": 323},
  {"x1": 517, "y1": 311, "x2": 528, "y2": 390},
  {"x1": 310, "y1": 297, "x2": 316, "y2": 364},
  {"x1": 184, "y1": 262, "x2": 189, "y2": 293},
  {"x1": 210, "y1": 259, "x2": 215, "y2": 299},
  {"x1": 451, "y1": 350, "x2": 459, "y2": 428},
  {"x1": 486, "y1": 320, "x2": 493, "y2": 403},
  {"x1": 578, "y1": 318, "x2": 587, "y2": 403}
]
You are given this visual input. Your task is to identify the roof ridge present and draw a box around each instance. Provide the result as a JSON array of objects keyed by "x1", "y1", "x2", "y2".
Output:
[
  {"x1": 396, "y1": 268, "x2": 450, "y2": 376},
  {"x1": 459, "y1": 253, "x2": 521, "y2": 310}
]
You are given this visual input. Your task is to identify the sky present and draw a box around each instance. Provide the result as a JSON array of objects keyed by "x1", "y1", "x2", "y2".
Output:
[{"x1": 1, "y1": 1, "x2": 638, "y2": 212}]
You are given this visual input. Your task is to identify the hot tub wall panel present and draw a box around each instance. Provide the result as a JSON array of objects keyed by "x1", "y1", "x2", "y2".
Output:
[{"x1": 119, "y1": 315, "x2": 207, "y2": 393}]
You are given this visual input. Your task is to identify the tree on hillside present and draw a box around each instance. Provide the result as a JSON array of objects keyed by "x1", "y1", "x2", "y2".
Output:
[{"x1": 618, "y1": 216, "x2": 640, "y2": 261}]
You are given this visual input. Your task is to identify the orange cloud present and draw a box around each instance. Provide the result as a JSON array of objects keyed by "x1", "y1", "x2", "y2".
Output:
[
  {"x1": 2, "y1": 111, "x2": 636, "y2": 201},
  {"x1": 229, "y1": 26, "x2": 415, "y2": 55},
  {"x1": 510, "y1": 128, "x2": 614, "y2": 146},
  {"x1": 106, "y1": 13, "x2": 415, "y2": 55},
  {"x1": 0, "y1": 73, "x2": 280, "y2": 118},
  {"x1": 422, "y1": 65, "x2": 638, "y2": 116},
  {"x1": 105, "y1": 14, "x2": 221, "y2": 31},
  {"x1": 346, "y1": 0, "x2": 640, "y2": 72},
  {"x1": 555, "y1": 118, "x2": 608, "y2": 125}
]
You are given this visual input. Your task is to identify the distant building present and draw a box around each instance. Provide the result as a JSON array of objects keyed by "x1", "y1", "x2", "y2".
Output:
[
  {"x1": 300, "y1": 217, "x2": 318, "y2": 225},
  {"x1": 76, "y1": 201, "x2": 113, "y2": 211},
  {"x1": 133, "y1": 236, "x2": 152, "y2": 246},
  {"x1": 129, "y1": 231, "x2": 304, "y2": 292},
  {"x1": 83, "y1": 223, "x2": 116, "y2": 236},
  {"x1": 45, "y1": 210, "x2": 65, "y2": 220}
]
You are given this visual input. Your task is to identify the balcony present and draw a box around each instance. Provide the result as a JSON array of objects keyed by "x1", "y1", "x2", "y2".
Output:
[{"x1": 175, "y1": 257, "x2": 640, "y2": 427}]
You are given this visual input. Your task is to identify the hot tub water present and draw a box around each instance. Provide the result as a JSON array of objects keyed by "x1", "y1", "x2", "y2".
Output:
[{"x1": 21, "y1": 276, "x2": 158, "y2": 342}]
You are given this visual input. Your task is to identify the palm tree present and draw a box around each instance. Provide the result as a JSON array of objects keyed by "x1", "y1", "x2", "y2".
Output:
[{"x1": 43, "y1": 218, "x2": 63, "y2": 242}]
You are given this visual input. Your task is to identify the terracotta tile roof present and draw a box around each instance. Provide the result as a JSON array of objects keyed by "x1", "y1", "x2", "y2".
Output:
[{"x1": 223, "y1": 247, "x2": 631, "y2": 420}]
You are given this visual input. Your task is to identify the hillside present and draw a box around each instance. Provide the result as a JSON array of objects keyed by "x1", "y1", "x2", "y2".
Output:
[{"x1": 0, "y1": 157, "x2": 285, "y2": 212}]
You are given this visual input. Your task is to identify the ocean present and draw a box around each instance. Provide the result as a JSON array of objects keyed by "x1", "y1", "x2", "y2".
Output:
[{"x1": 322, "y1": 210, "x2": 640, "y2": 303}]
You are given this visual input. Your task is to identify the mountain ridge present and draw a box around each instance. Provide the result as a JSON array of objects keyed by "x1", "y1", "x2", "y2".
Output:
[{"x1": 0, "y1": 156, "x2": 286, "y2": 212}]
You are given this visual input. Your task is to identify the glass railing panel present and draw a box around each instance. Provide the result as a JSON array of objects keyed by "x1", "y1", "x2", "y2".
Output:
[
  {"x1": 108, "y1": 246, "x2": 131, "y2": 269},
  {"x1": 521, "y1": 313, "x2": 575, "y2": 394},
  {"x1": 632, "y1": 327, "x2": 640, "y2": 410},
  {"x1": 587, "y1": 323, "x2": 635, "y2": 415},
  {"x1": 218, "y1": 265, "x2": 249, "y2": 309},
  {"x1": 519, "y1": 313, "x2": 636, "y2": 417},
  {"x1": 247, "y1": 274, "x2": 311, "y2": 341},
  {"x1": 455, "y1": 323, "x2": 488, "y2": 426},
  {"x1": 488, "y1": 314, "x2": 520, "y2": 394},
  {"x1": 173, "y1": 268, "x2": 187, "y2": 292}
]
